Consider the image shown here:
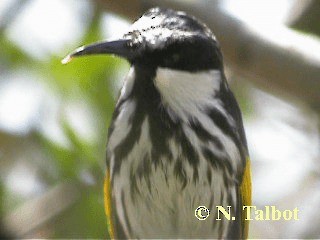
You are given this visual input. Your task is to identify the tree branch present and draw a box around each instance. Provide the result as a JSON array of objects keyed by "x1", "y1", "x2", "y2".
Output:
[
  {"x1": 287, "y1": 0, "x2": 320, "y2": 37},
  {"x1": 3, "y1": 182, "x2": 81, "y2": 238}
]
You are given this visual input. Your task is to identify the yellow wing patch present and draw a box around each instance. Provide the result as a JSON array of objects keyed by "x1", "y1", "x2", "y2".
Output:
[
  {"x1": 104, "y1": 168, "x2": 115, "y2": 239},
  {"x1": 240, "y1": 157, "x2": 252, "y2": 239}
]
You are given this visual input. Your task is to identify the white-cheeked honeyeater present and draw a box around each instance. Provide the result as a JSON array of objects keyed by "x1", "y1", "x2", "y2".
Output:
[{"x1": 64, "y1": 7, "x2": 251, "y2": 239}]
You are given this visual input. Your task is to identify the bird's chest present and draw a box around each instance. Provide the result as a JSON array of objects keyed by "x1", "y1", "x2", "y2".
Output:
[
  {"x1": 110, "y1": 117, "x2": 232, "y2": 238},
  {"x1": 107, "y1": 67, "x2": 239, "y2": 237}
]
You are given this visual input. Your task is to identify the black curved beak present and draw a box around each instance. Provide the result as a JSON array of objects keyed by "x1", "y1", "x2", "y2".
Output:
[{"x1": 62, "y1": 39, "x2": 134, "y2": 64}]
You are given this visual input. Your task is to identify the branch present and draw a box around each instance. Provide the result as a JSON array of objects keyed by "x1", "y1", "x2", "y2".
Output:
[
  {"x1": 287, "y1": 0, "x2": 320, "y2": 37},
  {"x1": 3, "y1": 182, "x2": 81, "y2": 238},
  {"x1": 95, "y1": 0, "x2": 320, "y2": 108},
  {"x1": 95, "y1": 0, "x2": 141, "y2": 20}
]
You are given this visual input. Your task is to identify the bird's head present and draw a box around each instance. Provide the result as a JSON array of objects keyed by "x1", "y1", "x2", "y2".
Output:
[{"x1": 63, "y1": 8, "x2": 223, "y2": 72}]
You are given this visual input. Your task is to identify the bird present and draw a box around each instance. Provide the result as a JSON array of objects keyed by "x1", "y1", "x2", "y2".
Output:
[{"x1": 63, "y1": 7, "x2": 251, "y2": 239}]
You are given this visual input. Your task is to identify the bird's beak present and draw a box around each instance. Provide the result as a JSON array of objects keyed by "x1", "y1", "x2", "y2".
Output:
[{"x1": 62, "y1": 39, "x2": 134, "y2": 64}]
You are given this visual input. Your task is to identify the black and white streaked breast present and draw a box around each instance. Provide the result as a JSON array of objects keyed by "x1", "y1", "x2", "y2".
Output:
[{"x1": 106, "y1": 8, "x2": 248, "y2": 239}]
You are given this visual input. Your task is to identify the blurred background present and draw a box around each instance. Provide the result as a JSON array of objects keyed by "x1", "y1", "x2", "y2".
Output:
[{"x1": 0, "y1": 0, "x2": 319, "y2": 238}]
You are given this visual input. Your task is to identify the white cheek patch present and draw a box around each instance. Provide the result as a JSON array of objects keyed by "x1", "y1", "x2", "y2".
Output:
[
  {"x1": 154, "y1": 68, "x2": 241, "y2": 169},
  {"x1": 154, "y1": 68, "x2": 222, "y2": 122}
]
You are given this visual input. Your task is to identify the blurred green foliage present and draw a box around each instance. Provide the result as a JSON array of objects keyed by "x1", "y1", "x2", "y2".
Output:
[
  {"x1": 0, "y1": 4, "x2": 129, "y2": 239},
  {"x1": 52, "y1": 188, "x2": 108, "y2": 238}
]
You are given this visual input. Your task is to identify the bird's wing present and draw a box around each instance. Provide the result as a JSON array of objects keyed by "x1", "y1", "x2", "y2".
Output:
[
  {"x1": 240, "y1": 157, "x2": 252, "y2": 239},
  {"x1": 104, "y1": 168, "x2": 115, "y2": 239}
]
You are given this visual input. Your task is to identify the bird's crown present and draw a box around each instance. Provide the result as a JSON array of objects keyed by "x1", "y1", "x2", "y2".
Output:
[{"x1": 126, "y1": 7, "x2": 215, "y2": 50}]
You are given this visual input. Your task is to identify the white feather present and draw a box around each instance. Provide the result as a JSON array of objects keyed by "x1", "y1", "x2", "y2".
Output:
[
  {"x1": 119, "y1": 66, "x2": 135, "y2": 100},
  {"x1": 107, "y1": 100, "x2": 136, "y2": 157},
  {"x1": 155, "y1": 68, "x2": 221, "y2": 121}
]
